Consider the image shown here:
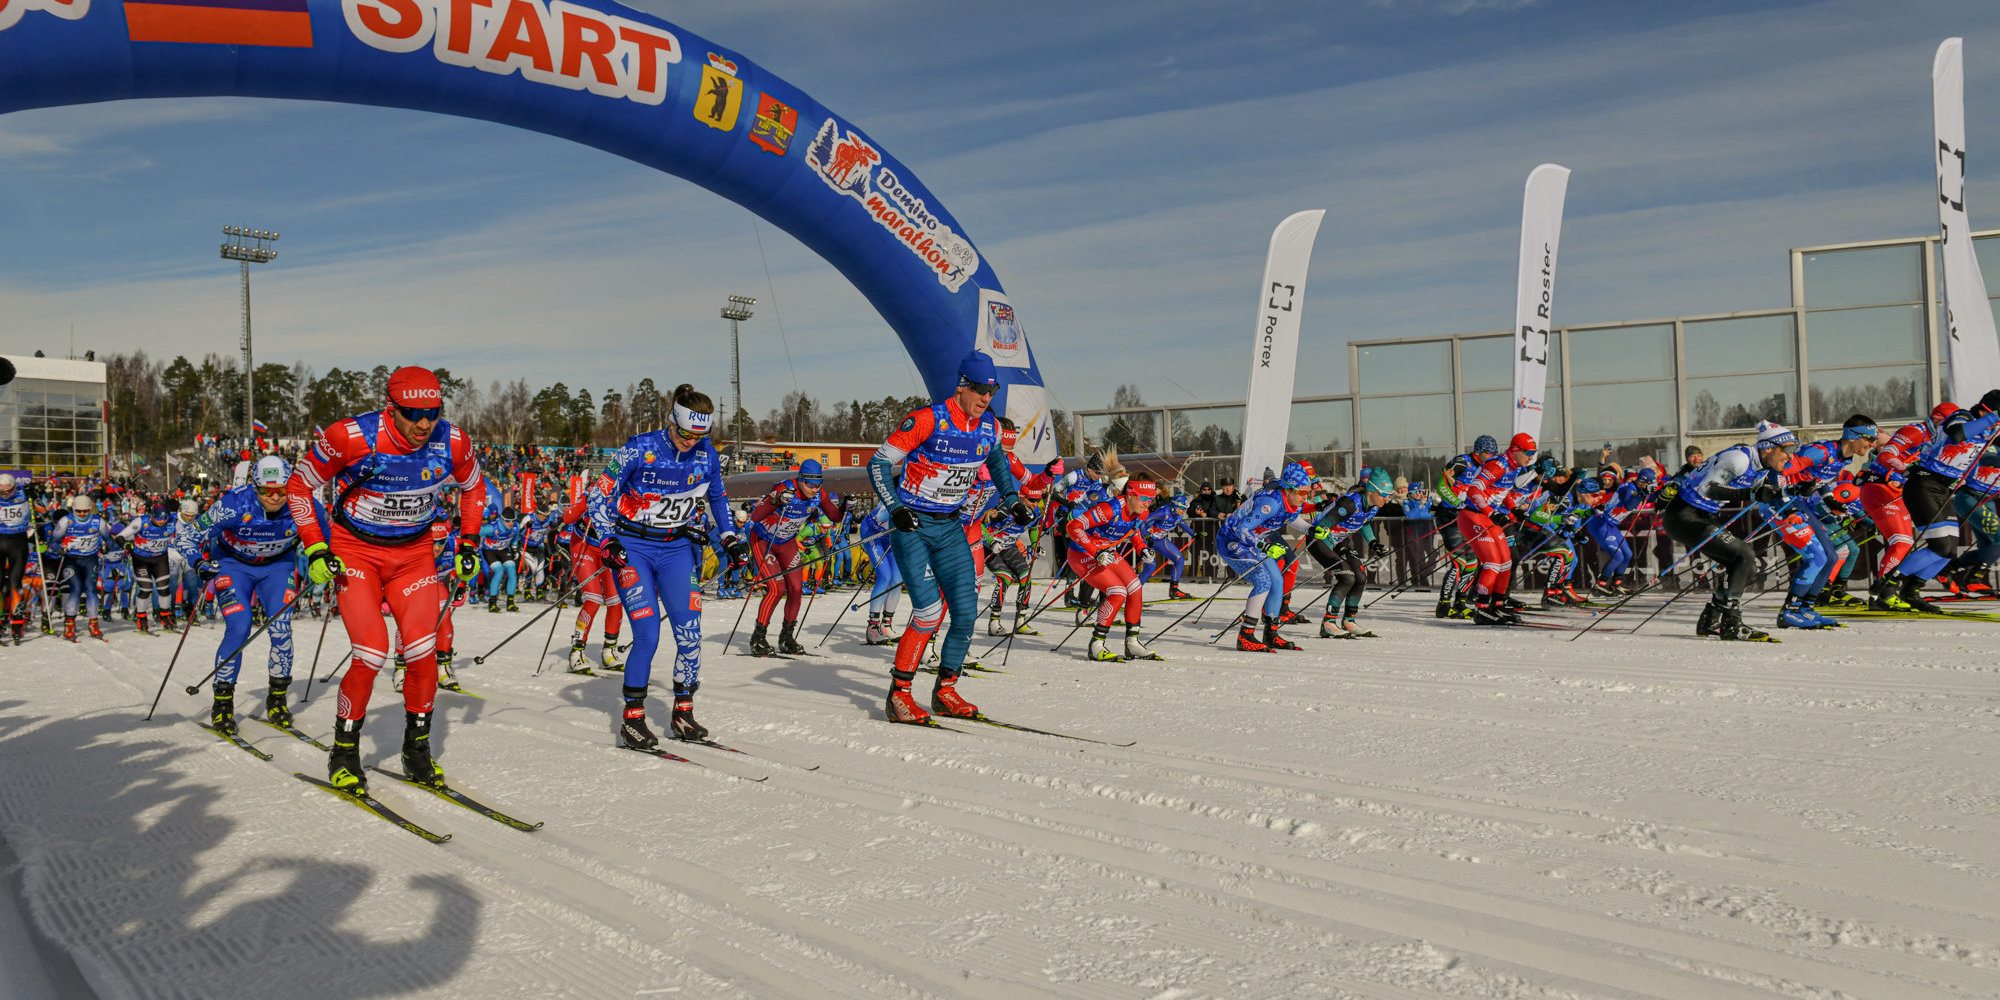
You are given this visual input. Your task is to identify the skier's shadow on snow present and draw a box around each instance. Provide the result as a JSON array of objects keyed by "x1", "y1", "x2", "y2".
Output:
[
  {"x1": 746, "y1": 635, "x2": 901, "y2": 715},
  {"x1": 0, "y1": 705, "x2": 479, "y2": 999}
]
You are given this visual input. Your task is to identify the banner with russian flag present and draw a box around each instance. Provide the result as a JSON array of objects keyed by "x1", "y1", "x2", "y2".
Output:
[{"x1": 122, "y1": 0, "x2": 311, "y2": 47}]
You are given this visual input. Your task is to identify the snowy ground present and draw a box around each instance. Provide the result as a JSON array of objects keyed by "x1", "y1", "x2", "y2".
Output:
[{"x1": 1, "y1": 585, "x2": 1997, "y2": 1000}]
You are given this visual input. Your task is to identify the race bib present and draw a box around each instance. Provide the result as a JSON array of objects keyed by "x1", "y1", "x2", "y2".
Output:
[
  {"x1": 904, "y1": 461, "x2": 978, "y2": 506},
  {"x1": 346, "y1": 487, "x2": 438, "y2": 526},
  {"x1": 628, "y1": 483, "x2": 706, "y2": 529},
  {"x1": 0, "y1": 505, "x2": 24, "y2": 528}
]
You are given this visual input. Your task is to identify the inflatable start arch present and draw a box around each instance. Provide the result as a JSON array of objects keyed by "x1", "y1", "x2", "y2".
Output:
[{"x1": 0, "y1": 0, "x2": 1056, "y2": 460}]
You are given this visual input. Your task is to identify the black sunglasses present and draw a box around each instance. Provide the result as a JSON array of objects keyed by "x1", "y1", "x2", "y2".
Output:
[{"x1": 396, "y1": 404, "x2": 443, "y2": 422}]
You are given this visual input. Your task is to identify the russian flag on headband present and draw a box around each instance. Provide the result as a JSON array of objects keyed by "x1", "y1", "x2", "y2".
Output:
[{"x1": 124, "y1": 0, "x2": 314, "y2": 48}]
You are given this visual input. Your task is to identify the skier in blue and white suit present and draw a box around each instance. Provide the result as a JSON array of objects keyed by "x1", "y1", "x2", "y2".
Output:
[
  {"x1": 585, "y1": 382, "x2": 748, "y2": 749},
  {"x1": 867, "y1": 352, "x2": 1031, "y2": 725},
  {"x1": 175, "y1": 456, "x2": 311, "y2": 734},
  {"x1": 1216, "y1": 463, "x2": 1320, "y2": 652},
  {"x1": 858, "y1": 501, "x2": 903, "y2": 645},
  {"x1": 52, "y1": 493, "x2": 118, "y2": 639}
]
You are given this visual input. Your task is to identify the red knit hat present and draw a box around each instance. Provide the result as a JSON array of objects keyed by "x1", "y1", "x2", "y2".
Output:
[{"x1": 387, "y1": 366, "x2": 443, "y2": 408}]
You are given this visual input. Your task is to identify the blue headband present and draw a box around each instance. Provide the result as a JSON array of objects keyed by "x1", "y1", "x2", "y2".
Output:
[{"x1": 1842, "y1": 424, "x2": 1878, "y2": 440}]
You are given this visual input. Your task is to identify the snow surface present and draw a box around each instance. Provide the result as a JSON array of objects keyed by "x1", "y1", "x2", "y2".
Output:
[{"x1": 0, "y1": 588, "x2": 1997, "y2": 1000}]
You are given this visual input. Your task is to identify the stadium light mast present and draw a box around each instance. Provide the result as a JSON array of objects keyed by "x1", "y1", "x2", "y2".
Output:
[
  {"x1": 220, "y1": 226, "x2": 279, "y2": 441},
  {"x1": 720, "y1": 294, "x2": 756, "y2": 451}
]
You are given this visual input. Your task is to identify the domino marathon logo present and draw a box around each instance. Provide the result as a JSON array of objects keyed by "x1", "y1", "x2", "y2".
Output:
[
  {"x1": 0, "y1": 0, "x2": 86, "y2": 32},
  {"x1": 804, "y1": 117, "x2": 978, "y2": 292},
  {"x1": 343, "y1": 0, "x2": 681, "y2": 106}
]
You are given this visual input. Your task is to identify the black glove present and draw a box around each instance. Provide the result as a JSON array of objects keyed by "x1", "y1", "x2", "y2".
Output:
[
  {"x1": 891, "y1": 506, "x2": 920, "y2": 532},
  {"x1": 197, "y1": 558, "x2": 220, "y2": 581},
  {"x1": 1854, "y1": 468, "x2": 1885, "y2": 486},
  {"x1": 1368, "y1": 539, "x2": 1389, "y2": 559},
  {"x1": 1753, "y1": 478, "x2": 1783, "y2": 504},
  {"x1": 722, "y1": 534, "x2": 752, "y2": 567},
  {"x1": 600, "y1": 537, "x2": 628, "y2": 570},
  {"x1": 1008, "y1": 499, "x2": 1034, "y2": 527},
  {"x1": 1786, "y1": 479, "x2": 1816, "y2": 497}
]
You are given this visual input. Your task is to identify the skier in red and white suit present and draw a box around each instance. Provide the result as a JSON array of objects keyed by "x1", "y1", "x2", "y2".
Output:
[{"x1": 287, "y1": 366, "x2": 486, "y2": 793}]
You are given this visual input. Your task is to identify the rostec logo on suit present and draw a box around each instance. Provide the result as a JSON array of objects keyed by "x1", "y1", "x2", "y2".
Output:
[{"x1": 0, "y1": 0, "x2": 87, "y2": 32}]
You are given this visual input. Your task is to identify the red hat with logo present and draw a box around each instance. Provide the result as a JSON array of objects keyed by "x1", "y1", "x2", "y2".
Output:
[{"x1": 387, "y1": 366, "x2": 443, "y2": 408}]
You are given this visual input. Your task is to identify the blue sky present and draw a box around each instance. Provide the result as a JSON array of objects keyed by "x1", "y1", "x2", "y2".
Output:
[{"x1": 2, "y1": 0, "x2": 1999, "y2": 421}]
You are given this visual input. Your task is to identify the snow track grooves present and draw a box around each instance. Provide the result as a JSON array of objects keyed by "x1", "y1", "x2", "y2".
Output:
[{"x1": 0, "y1": 591, "x2": 1995, "y2": 998}]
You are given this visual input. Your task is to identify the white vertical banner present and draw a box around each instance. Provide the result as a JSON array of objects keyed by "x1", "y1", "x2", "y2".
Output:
[
  {"x1": 1512, "y1": 163, "x2": 1570, "y2": 443},
  {"x1": 1935, "y1": 38, "x2": 2000, "y2": 404},
  {"x1": 1238, "y1": 209, "x2": 1325, "y2": 487}
]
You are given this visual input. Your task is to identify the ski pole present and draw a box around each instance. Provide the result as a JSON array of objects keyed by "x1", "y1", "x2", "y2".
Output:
[
  {"x1": 816, "y1": 580, "x2": 872, "y2": 647},
  {"x1": 977, "y1": 569, "x2": 1082, "y2": 659},
  {"x1": 296, "y1": 585, "x2": 340, "y2": 706},
  {"x1": 1568, "y1": 505, "x2": 1754, "y2": 641},
  {"x1": 182, "y1": 585, "x2": 308, "y2": 694},
  {"x1": 1624, "y1": 520, "x2": 1783, "y2": 635},
  {"x1": 473, "y1": 564, "x2": 609, "y2": 665},
  {"x1": 144, "y1": 582, "x2": 211, "y2": 721},
  {"x1": 532, "y1": 590, "x2": 569, "y2": 677}
]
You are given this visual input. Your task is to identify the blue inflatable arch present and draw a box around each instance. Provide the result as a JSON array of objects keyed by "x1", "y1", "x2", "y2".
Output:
[{"x1": 0, "y1": 0, "x2": 1055, "y2": 459}]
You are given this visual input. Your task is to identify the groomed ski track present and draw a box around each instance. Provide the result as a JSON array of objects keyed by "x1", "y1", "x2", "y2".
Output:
[{"x1": 0, "y1": 589, "x2": 1995, "y2": 999}]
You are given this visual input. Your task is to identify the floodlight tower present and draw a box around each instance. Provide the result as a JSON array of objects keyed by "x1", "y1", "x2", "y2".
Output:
[
  {"x1": 220, "y1": 226, "x2": 279, "y2": 440},
  {"x1": 720, "y1": 295, "x2": 757, "y2": 448}
]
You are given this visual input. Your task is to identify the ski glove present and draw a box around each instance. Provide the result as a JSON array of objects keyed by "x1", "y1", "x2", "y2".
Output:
[
  {"x1": 722, "y1": 534, "x2": 752, "y2": 567},
  {"x1": 600, "y1": 538, "x2": 628, "y2": 570},
  {"x1": 1368, "y1": 539, "x2": 1390, "y2": 559},
  {"x1": 302, "y1": 542, "x2": 341, "y2": 586},
  {"x1": 1008, "y1": 500, "x2": 1034, "y2": 527},
  {"x1": 1265, "y1": 543, "x2": 1288, "y2": 560},
  {"x1": 1753, "y1": 478, "x2": 1783, "y2": 504},
  {"x1": 1786, "y1": 480, "x2": 1817, "y2": 497},
  {"x1": 1312, "y1": 526, "x2": 1331, "y2": 541},
  {"x1": 453, "y1": 538, "x2": 482, "y2": 581},
  {"x1": 198, "y1": 558, "x2": 221, "y2": 582},
  {"x1": 891, "y1": 506, "x2": 921, "y2": 532}
]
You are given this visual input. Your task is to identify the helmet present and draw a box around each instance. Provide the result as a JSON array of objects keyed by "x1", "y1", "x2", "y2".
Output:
[
  {"x1": 179, "y1": 499, "x2": 198, "y2": 517},
  {"x1": 1753, "y1": 420, "x2": 1797, "y2": 450},
  {"x1": 1277, "y1": 463, "x2": 1314, "y2": 490},
  {"x1": 1637, "y1": 468, "x2": 1658, "y2": 484},
  {"x1": 1472, "y1": 434, "x2": 1499, "y2": 455},
  {"x1": 70, "y1": 493, "x2": 93, "y2": 512},
  {"x1": 252, "y1": 455, "x2": 291, "y2": 489},
  {"x1": 799, "y1": 458, "x2": 823, "y2": 485},
  {"x1": 1510, "y1": 432, "x2": 1537, "y2": 454},
  {"x1": 1171, "y1": 492, "x2": 1192, "y2": 509},
  {"x1": 1932, "y1": 401, "x2": 1962, "y2": 424},
  {"x1": 148, "y1": 501, "x2": 172, "y2": 520},
  {"x1": 1363, "y1": 468, "x2": 1393, "y2": 495}
]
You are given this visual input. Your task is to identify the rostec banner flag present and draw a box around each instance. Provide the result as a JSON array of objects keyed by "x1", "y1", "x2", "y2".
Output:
[
  {"x1": 520, "y1": 472, "x2": 537, "y2": 513},
  {"x1": 1513, "y1": 164, "x2": 1570, "y2": 442},
  {"x1": 1238, "y1": 210, "x2": 1325, "y2": 488},
  {"x1": 1935, "y1": 38, "x2": 2000, "y2": 405}
]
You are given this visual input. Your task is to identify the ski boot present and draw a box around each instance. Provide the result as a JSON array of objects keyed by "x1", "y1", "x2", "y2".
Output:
[
  {"x1": 9, "y1": 619, "x2": 21, "y2": 644},
  {"x1": 87, "y1": 616, "x2": 102, "y2": 639},
  {"x1": 392, "y1": 654, "x2": 407, "y2": 693},
  {"x1": 1899, "y1": 576, "x2": 1943, "y2": 614},
  {"x1": 1168, "y1": 584, "x2": 1195, "y2": 601},
  {"x1": 1500, "y1": 594, "x2": 1528, "y2": 612},
  {"x1": 1696, "y1": 601, "x2": 1723, "y2": 637},
  {"x1": 63, "y1": 616, "x2": 76, "y2": 642},
  {"x1": 436, "y1": 651, "x2": 459, "y2": 691},
  {"x1": 1775, "y1": 597, "x2": 1819, "y2": 630},
  {"x1": 1262, "y1": 615, "x2": 1301, "y2": 650},
  {"x1": 777, "y1": 621, "x2": 807, "y2": 655},
  {"x1": 1434, "y1": 595, "x2": 1453, "y2": 619},
  {"x1": 487, "y1": 596, "x2": 500, "y2": 613},
  {"x1": 265, "y1": 677, "x2": 293, "y2": 727},
  {"x1": 1235, "y1": 617, "x2": 1269, "y2": 652},
  {"x1": 506, "y1": 595, "x2": 519, "y2": 613},
  {"x1": 1717, "y1": 607, "x2": 1774, "y2": 642},
  {"x1": 1868, "y1": 575, "x2": 1908, "y2": 612},
  {"x1": 134, "y1": 610, "x2": 149, "y2": 634},
  {"x1": 601, "y1": 642, "x2": 622, "y2": 671},
  {"x1": 1539, "y1": 588, "x2": 1565, "y2": 610},
  {"x1": 401, "y1": 710, "x2": 446, "y2": 788},
  {"x1": 864, "y1": 614, "x2": 890, "y2": 645},
  {"x1": 930, "y1": 671, "x2": 978, "y2": 719},
  {"x1": 209, "y1": 682, "x2": 237, "y2": 736},
  {"x1": 1124, "y1": 625, "x2": 1163, "y2": 660},
  {"x1": 1802, "y1": 602, "x2": 1841, "y2": 629},
  {"x1": 1011, "y1": 612, "x2": 1039, "y2": 636},
  {"x1": 619, "y1": 687, "x2": 659, "y2": 750},
  {"x1": 1320, "y1": 613, "x2": 1345, "y2": 638},
  {"x1": 1085, "y1": 626, "x2": 1120, "y2": 661},
  {"x1": 1275, "y1": 604, "x2": 1307, "y2": 627},
  {"x1": 987, "y1": 611, "x2": 1008, "y2": 637},
  {"x1": 885, "y1": 670, "x2": 931, "y2": 724},
  {"x1": 1340, "y1": 613, "x2": 1373, "y2": 637},
  {"x1": 748, "y1": 622, "x2": 777, "y2": 657},
  {"x1": 671, "y1": 682, "x2": 707, "y2": 741},
  {"x1": 327, "y1": 717, "x2": 366, "y2": 792}
]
